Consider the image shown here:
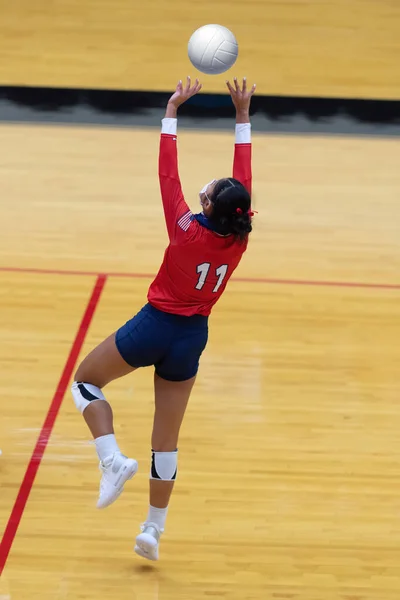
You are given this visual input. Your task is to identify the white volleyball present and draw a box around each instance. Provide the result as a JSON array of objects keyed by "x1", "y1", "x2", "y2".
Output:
[{"x1": 188, "y1": 24, "x2": 238, "y2": 75}]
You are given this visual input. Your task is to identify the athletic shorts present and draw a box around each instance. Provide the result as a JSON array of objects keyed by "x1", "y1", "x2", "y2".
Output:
[{"x1": 115, "y1": 303, "x2": 209, "y2": 381}]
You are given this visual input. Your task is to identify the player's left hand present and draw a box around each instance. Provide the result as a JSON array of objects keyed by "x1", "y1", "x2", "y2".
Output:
[{"x1": 168, "y1": 76, "x2": 202, "y2": 107}]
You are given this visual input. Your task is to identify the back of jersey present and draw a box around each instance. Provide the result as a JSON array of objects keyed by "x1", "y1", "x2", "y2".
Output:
[
  {"x1": 147, "y1": 118, "x2": 252, "y2": 317},
  {"x1": 148, "y1": 221, "x2": 248, "y2": 316}
]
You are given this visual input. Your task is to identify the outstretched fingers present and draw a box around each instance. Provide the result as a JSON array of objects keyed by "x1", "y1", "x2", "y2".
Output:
[
  {"x1": 226, "y1": 80, "x2": 235, "y2": 94},
  {"x1": 192, "y1": 78, "x2": 202, "y2": 94}
]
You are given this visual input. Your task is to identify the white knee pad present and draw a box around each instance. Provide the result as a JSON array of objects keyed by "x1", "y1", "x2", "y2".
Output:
[
  {"x1": 150, "y1": 450, "x2": 178, "y2": 481},
  {"x1": 71, "y1": 381, "x2": 106, "y2": 414}
]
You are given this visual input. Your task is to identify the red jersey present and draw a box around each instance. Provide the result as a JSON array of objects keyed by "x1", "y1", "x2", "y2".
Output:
[{"x1": 147, "y1": 127, "x2": 252, "y2": 317}]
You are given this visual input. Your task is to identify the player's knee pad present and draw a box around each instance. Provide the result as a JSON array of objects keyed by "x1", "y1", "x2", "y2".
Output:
[
  {"x1": 71, "y1": 381, "x2": 106, "y2": 414},
  {"x1": 150, "y1": 450, "x2": 178, "y2": 481}
]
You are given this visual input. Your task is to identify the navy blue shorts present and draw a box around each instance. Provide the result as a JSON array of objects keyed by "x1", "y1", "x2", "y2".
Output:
[{"x1": 115, "y1": 303, "x2": 209, "y2": 381}]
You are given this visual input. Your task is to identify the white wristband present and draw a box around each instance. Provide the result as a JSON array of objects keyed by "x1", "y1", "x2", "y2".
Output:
[
  {"x1": 235, "y1": 123, "x2": 251, "y2": 144},
  {"x1": 161, "y1": 118, "x2": 177, "y2": 135}
]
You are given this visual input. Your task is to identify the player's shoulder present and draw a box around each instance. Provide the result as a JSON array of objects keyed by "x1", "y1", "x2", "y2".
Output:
[
  {"x1": 175, "y1": 213, "x2": 248, "y2": 254},
  {"x1": 192, "y1": 228, "x2": 248, "y2": 258},
  {"x1": 176, "y1": 209, "x2": 196, "y2": 234}
]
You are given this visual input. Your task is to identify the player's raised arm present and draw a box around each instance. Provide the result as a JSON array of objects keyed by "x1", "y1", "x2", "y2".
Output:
[
  {"x1": 226, "y1": 77, "x2": 256, "y2": 195},
  {"x1": 159, "y1": 77, "x2": 202, "y2": 240}
]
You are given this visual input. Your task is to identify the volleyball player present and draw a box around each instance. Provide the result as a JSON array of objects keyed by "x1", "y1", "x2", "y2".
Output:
[{"x1": 71, "y1": 76, "x2": 256, "y2": 560}]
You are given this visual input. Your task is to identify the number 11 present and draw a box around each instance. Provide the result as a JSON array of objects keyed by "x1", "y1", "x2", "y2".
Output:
[{"x1": 195, "y1": 263, "x2": 228, "y2": 293}]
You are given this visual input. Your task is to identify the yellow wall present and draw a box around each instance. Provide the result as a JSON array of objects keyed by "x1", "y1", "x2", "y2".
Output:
[{"x1": 0, "y1": 0, "x2": 399, "y2": 98}]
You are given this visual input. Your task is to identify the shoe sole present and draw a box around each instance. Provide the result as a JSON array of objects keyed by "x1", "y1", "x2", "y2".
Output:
[
  {"x1": 134, "y1": 533, "x2": 159, "y2": 561},
  {"x1": 97, "y1": 459, "x2": 138, "y2": 509}
]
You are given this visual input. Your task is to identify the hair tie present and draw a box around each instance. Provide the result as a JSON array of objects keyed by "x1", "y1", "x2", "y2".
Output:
[
  {"x1": 236, "y1": 207, "x2": 243, "y2": 215},
  {"x1": 248, "y1": 208, "x2": 258, "y2": 217}
]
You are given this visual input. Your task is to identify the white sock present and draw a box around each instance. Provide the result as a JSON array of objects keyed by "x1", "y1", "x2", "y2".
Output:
[
  {"x1": 95, "y1": 434, "x2": 121, "y2": 463},
  {"x1": 146, "y1": 505, "x2": 168, "y2": 531}
]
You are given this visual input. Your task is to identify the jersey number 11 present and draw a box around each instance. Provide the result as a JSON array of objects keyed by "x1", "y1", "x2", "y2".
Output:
[{"x1": 195, "y1": 263, "x2": 228, "y2": 293}]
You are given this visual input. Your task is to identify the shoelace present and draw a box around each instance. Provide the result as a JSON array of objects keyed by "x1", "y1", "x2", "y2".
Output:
[
  {"x1": 140, "y1": 522, "x2": 163, "y2": 538},
  {"x1": 99, "y1": 453, "x2": 119, "y2": 473}
]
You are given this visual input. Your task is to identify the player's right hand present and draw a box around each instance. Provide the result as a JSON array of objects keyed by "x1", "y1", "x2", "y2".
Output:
[{"x1": 226, "y1": 77, "x2": 256, "y2": 112}]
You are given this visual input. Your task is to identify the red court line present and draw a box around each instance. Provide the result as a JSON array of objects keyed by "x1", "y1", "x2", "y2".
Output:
[
  {"x1": 0, "y1": 265, "x2": 399, "y2": 290},
  {"x1": 234, "y1": 276, "x2": 400, "y2": 290},
  {"x1": 0, "y1": 274, "x2": 107, "y2": 576},
  {"x1": 0, "y1": 266, "x2": 156, "y2": 280}
]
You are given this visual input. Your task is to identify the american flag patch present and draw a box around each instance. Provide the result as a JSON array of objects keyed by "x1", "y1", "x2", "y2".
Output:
[{"x1": 177, "y1": 210, "x2": 193, "y2": 232}]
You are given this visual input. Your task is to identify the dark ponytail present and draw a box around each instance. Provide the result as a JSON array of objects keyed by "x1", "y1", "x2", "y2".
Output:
[{"x1": 209, "y1": 178, "x2": 253, "y2": 241}]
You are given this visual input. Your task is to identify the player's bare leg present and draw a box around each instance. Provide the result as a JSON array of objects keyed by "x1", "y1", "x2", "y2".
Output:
[
  {"x1": 72, "y1": 333, "x2": 138, "y2": 508},
  {"x1": 135, "y1": 373, "x2": 195, "y2": 561}
]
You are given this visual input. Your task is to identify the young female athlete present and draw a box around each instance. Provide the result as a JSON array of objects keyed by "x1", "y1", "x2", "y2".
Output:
[{"x1": 71, "y1": 76, "x2": 256, "y2": 561}]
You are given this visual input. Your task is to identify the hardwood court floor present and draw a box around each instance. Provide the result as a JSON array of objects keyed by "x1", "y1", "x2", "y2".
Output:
[{"x1": 0, "y1": 123, "x2": 400, "y2": 599}]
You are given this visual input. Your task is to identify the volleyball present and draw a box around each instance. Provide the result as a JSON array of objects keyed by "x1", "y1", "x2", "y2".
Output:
[{"x1": 188, "y1": 24, "x2": 238, "y2": 75}]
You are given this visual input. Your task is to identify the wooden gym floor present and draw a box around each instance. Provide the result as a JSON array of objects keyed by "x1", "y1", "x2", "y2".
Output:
[{"x1": 0, "y1": 123, "x2": 400, "y2": 599}]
